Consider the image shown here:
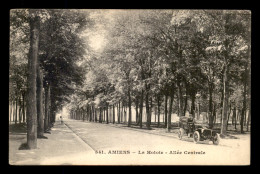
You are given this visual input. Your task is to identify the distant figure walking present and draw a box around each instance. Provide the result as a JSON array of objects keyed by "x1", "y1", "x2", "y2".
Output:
[{"x1": 60, "y1": 116, "x2": 63, "y2": 124}]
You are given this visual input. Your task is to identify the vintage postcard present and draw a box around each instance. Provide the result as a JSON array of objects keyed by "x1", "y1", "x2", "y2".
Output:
[{"x1": 9, "y1": 9, "x2": 251, "y2": 165}]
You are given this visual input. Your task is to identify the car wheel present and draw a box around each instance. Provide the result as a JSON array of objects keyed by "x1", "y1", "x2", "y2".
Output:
[
  {"x1": 193, "y1": 131, "x2": 200, "y2": 144},
  {"x1": 178, "y1": 128, "x2": 185, "y2": 140},
  {"x1": 213, "y1": 133, "x2": 220, "y2": 145}
]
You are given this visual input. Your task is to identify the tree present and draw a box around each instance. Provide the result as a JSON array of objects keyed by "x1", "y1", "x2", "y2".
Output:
[
  {"x1": 10, "y1": 9, "x2": 92, "y2": 148},
  {"x1": 38, "y1": 9, "x2": 90, "y2": 125},
  {"x1": 37, "y1": 67, "x2": 44, "y2": 137},
  {"x1": 10, "y1": 9, "x2": 29, "y2": 125},
  {"x1": 26, "y1": 10, "x2": 40, "y2": 149},
  {"x1": 63, "y1": 10, "x2": 251, "y2": 136},
  {"x1": 203, "y1": 10, "x2": 251, "y2": 134}
]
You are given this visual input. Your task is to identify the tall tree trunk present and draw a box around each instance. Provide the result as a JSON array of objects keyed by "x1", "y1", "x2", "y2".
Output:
[
  {"x1": 85, "y1": 106, "x2": 88, "y2": 121},
  {"x1": 163, "y1": 109, "x2": 164, "y2": 123},
  {"x1": 95, "y1": 107, "x2": 97, "y2": 122},
  {"x1": 22, "y1": 92, "x2": 26, "y2": 123},
  {"x1": 18, "y1": 97, "x2": 22, "y2": 124},
  {"x1": 91, "y1": 106, "x2": 93, "y2": 122},
  {"x1": 247, "y1": 109, "x2": 250, "y2": 131},
  {"x1": 106, "y1": 104, "x2": 109, "y2": 124},
  {"x1": 167, "y1": 93, "x2": 174, "y2": 132},
  {"x1": 241, "y1": 66, "x2": 248, "y2": 133},
  {"x1": 241, "y1": 92, "x2": 246, "y2": 129},
  {"x1": 80, "y1": 109, "x2": 82, "y2": 120},
  {"x1": 26, "y1": 12, "x2": 40, "y2": 149},
  {"x1": 135, "y1": 98, "x2": 139, "y2": 124},
  {"x1": 88, "y1": 106, "x2": 90, "y2": 121},
  {"x1": 50, "y1": 91, "x2": 55, "y2": 125},
  {"x1": 113, "y1": 104, "x2": 115, "y2": 124},
  {"x1": 118, "y1": 102, "x2": 121, "y2": 123},
  {"x1": 83, "y1": 109, "x2": 85, "y2": 121},
  {"x1": 12, "y1": 101, "x2": 15, "y2": 122},
  {"x1": 99, "y1": 107, "x2": 102, "y2": 123},
  {"x1": 197, "y1": 99, "x2": 201, "y2": 120},
  {"x1": 221, "y1": 63, "x2": 229, "y2": 135},
  {"x1": 220, "y1": 86, "x2": 224, "y2": 123},
  {"x1": 177, "y1": 80, "x2": 183, "y2": 117},
  {"x1": 121, "y1": 105, "x2": 123, "y2": 123},
  {"x1": 234, "y1": 107, "x2": 237, "y2": 130},
  {"x1": 128, "y1": 88, "x2": 132, "y2": 127},
  {"x1": 176, "y1": 92, "x2": 180, "y2": 117},
  {"x1": 49, "y1": 87, "x2": 52, "y2": 125},
  {"x1": 44, "y1": 84, "x2": 49, "y2": 131},
  {"x1": 208, "y1": 86, "x2": 214, "y2": 129},
  {"x1": 90, "y1": 106, "x2": 91, "y2": 121},
  {"x1": 139, "y1": 90, "x2": 144, "y2": 128},
  {"x1": 183, "y1": 89, "x2": 188, "y2": 116},
  {"x1": 246, "y1": 44, "x2": 251, "y2": 131},
  {"x1": 47, "y1": 85, "x2": 51, "y2": 128},
  {"x1": 90, "y1": 107, "x2": 93, "y2": 122},
  {"x1": 164, "y1": 94, "x2": 168, "y2": 127},
  {"x1": 149, "y1": 96, "x2": 153, "y2": 126},
  {"x1": 108, "y1": 106, "x2": 110, "y2": 122},
  {"x1": 122, "y1": 102, "x2": 124, "y2": 123},
  {"x1": 37, "y1": 67, "x2": 44, "y2": 137},
  {"x1": 90, "y1": 106, "x2": 93, "y2": 121},
  {"x1": 85, "y1": 108, "x2": 87, "y2": 121},
  {"x1": 145, "y1": 92, "x2": 150, "y2": 129},
  {"x1": 110, "y1": 106, "x2": 112, "y2": 122},
  {"x1": 232, "y1": 106, "x2": 237, "y2": 129},
  {"x1": 92, "y1": 106, "x2": 95, "y2": 122},
  {"x1": 244, "y1": 113, "x2": 247, "y2": 126},
  {"x1": 191, "y1": 92, "x2": 196, "y2": 118},
  {"x1": 80, "y1": 109, "x2": 82, "y2": 121},
  {"x1": 10, "y1": 101, "x2": 13, "y2": 123},
  {"x1": 13, "y1": 100, "x2": 15, "y2": 122},
  {"x1": 124, "y1": 105, "x2": 126, "y2": 124},
  {"x1": 15, "y1": 98, "x2": 18, "y2": 124},
  {"x1": 247, "y1": 64, "x2": 251, "y2": 132},
  {"x1": 19, "y1": 103, "x2": 22, "y2": 124},
  {"x1": 226, "y1": 103, "x2": 232, "y2": 131},
  {"x1": 157, "y1": 95, "x2": 161, "y2": 128},
  {"x1": 238, "y1": 110, "x2": 241, "y2": 125},
  {"x1": 154, "y1": 106, "x2": 157, "y2": 123},
  {"x1": 232, "y1": 106, "x2": 235, "y2": 125},
  {"x1": 213, "y1": 103, "x2": 217, "y2": 126},
  {"x1": 18, "y1": 97, "x2": 21, "y2": 124},
  {"x1": 121, "y1": 104, "x2": 123, "y2": 123},
  {"x1": 9, "y1": 103, "x2": 11, "y2": 123},
  {"x1": 91, "y1": 106, "x2": 93, "y2": 121},
  {"x1": 103, "y1": 107, "x2": 106, "y2": 122},
  {"x1": 89, "y1": 105, "x2": 92, "y2": 122}
]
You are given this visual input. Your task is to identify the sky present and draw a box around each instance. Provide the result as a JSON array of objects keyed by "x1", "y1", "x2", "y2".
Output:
[{"x1": 83, "y1": 9, "x2": 118, "y2": 53}]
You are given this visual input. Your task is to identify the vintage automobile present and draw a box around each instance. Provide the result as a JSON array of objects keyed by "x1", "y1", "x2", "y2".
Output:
[{"x1": 178, "y1": 116, "x2": 220, "y2": 145}]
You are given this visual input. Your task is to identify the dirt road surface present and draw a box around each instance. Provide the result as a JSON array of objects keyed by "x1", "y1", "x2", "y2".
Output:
[{"x1": 9, "y1": 118, "x2": 250, "y2": 165}]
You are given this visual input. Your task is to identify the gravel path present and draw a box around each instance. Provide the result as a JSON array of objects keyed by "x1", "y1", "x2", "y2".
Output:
[{"x1": 9, "y1": 119, "x2": 250, "y2": 165}]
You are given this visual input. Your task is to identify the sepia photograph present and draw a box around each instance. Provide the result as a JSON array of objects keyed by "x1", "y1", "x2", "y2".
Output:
[{"x1": 9, "y1": 9, "x2": 251, "y2": 165}]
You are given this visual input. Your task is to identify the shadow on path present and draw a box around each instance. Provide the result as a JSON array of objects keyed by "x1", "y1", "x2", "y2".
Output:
[{"x1": 9, "y1": 123, "x2": 26, "y2": 134}]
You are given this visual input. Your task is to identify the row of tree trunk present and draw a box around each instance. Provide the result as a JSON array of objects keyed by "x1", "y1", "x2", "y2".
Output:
[
  {"x1": 9, "y1": 94, "x2": 26, "y2": 124},
  {"x1": 26, "y1": 12, "x2": 54, "y2": 149},
  {"x1": 69, "y1": 95, "x2": 251, "y2": 133}
]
